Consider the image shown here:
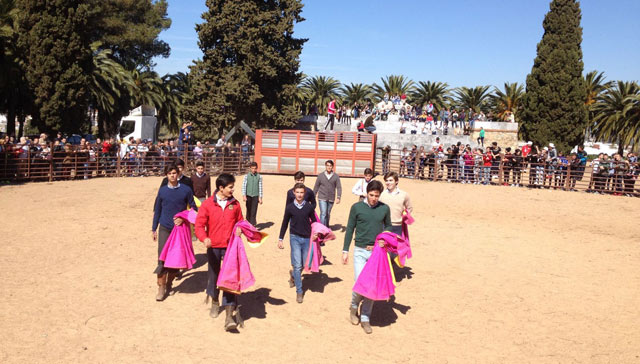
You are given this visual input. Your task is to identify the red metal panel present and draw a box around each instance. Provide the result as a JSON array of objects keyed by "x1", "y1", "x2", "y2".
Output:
[{"x1": 254, "y1": 130, "x2": 375, "y2": 177}]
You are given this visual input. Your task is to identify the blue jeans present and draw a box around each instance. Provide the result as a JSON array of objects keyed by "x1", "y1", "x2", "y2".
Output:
[
  {"x1": 351, "y1": 247, "x2": 374, "y2": 323},
  {"x1": 289, "y1": 234, "x2": 310, "y2": 294},
  {"x1": 318, "y1": 200, "x2": 334, "y2": 227},
  {"x1": 483, "y1": 166, "x2": 491, "y2": 184}
]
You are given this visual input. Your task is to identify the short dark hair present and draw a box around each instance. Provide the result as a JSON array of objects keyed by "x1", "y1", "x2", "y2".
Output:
[
  {"x1": 325, "y1": 159, "x2": 334, "y2": 166},
  {"x1": 195, "y1": 160, "x2": 204, "y2": 167},
  {"x1": 164, "y1": 164, "x2": 178, "y2": 175},
  {"x1": 293, "y1": 171, "x2": 305, "y2": 180},
  {"x1": 293, "y1": 182, "x2": 306, "y2": 192},
  {"x1": 176, "y1": 158, "x2": 185, "y2": 167},
  {"x1": 366, "y1": 180, "x2": 384, "y2": 193},
  {"x1": 215, "y1": 173, "x2": 235, "y2": 191},
  {"x1": 384, "y1": 171, "x2": 399, "y2": 182},
  {"x1": 250, "y1": 161, "x2": 258, "y2": 168},
  {"x1": 364, "y1": 168, "x2": 373, "y2": 175}
]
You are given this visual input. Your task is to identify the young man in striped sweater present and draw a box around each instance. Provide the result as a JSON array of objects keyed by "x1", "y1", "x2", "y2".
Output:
[{"x1": 342, "y1": 180, "x2": 391, "y2": 334}]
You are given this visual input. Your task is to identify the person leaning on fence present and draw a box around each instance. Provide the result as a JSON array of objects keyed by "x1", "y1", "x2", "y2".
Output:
[
  {"x1": 313, "y1": 160, "x2": 342, "y2": 229},
  {"x1": 242, "y1": 161, "x2": 263, "y2": 226},
  {"x1": 342, "y1": 180, "x2": 391, "y2": 335},
  {"x1": 151, "y1": 164, "x2": 197, "y2": 302},
  {"x1": 195, "y1": 173, "x2": 244, "y2": 331}
]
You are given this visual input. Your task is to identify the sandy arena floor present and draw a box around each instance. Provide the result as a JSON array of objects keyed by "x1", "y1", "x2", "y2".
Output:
[{"x1": 1, "y1": 175, "x2": 639, "y2": 363}]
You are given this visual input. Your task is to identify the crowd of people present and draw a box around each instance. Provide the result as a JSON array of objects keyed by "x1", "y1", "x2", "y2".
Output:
[
  {"x1": 381, "y1": 140, "x2": 638, "y2": 196},
  {"x1": 0, "y1": 131, "x2": 254, "y2": 180},
  {"x1": 323, "y1": 96, "x2": 509, "y2": 135}
]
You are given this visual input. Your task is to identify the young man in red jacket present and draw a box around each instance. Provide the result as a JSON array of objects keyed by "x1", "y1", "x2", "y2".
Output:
[{"x1": 195, "y1": 173, "x2": 244, "y2": 331}]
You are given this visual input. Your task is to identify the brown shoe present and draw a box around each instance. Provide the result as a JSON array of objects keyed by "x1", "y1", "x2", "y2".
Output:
[
  {"x1": 296, "y1": 293, "x2": 303, "y2": 304},
  {"x1": 209, "y1": 299, "x2": 220, "y2": 318},
  {"x1": 224, "y1": 306, "x2": 237, "y2": 331},
  {"x1": 361, "y1": 321, "x2": 372, "y2": 334},
  {"x1": 156, "y1": 274, "x2": 167, "y2": 301},
  {"x1": 288, "y1": 270, "x2": 295, "y2": 288},
  {"x1": 350, "y1": 307, "x2": 360, "y2": 325},
  {"x1": 166, "y1": 271, "x2": 177, "y2": 296}
]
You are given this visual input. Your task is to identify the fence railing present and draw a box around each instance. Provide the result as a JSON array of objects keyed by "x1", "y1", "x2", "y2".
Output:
[
  {"x1": 375, "y1": 149, "x2": 639, "y2": 196},
  {"x1": 0, "y1": 143, "x2": 254, "y2": 182}
]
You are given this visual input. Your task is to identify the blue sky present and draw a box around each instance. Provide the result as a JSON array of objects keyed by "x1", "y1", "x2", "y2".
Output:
[{"x1": 154, "y1": 0, "x2": 640, "y2": 88}]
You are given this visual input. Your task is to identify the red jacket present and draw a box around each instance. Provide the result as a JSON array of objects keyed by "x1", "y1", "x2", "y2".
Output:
[{"x1": 195, "y1": 196, "x2": 244, "y2": 248}]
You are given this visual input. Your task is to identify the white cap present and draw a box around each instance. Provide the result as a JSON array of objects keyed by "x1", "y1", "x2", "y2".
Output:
[
  {"x1": 527, "y1": 141, "x2": 532, "y2": 145},
  {"x1": 549, "y1": 143, "x2": 555, "y2": 148},
  {"x1": 543, "y1": 147, "x2": 549, "y2": 151}
]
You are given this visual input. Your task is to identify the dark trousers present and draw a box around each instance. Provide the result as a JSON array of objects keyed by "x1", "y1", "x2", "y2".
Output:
[
  {"x1": 206, "y1": 247, "x2": 237, "y2": 306},
  {"x1": 154, "y1": 225, "x2": 173, "y2": 275},
  {"x1": 245, "y1": 195, "x2": 259, "y2": 226},
  {"x1": 324, "y1": 113, "x2": 335, "y2": 130}
]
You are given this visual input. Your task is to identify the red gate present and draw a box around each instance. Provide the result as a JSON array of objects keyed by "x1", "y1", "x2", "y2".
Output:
[{"x1": 254, "y1": 130, "x2": 377, "y2": 177}]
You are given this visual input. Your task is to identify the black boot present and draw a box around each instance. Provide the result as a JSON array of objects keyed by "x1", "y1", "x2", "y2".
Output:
[{"x1": 224, "y1": 306, "x2": 237, "y2": 331}]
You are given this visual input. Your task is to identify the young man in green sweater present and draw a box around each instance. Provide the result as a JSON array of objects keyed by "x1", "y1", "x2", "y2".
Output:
[
  {"x1": 342, "y1": 180, "x2": 391, "y2": 334},
  {"x1": 242, "y1": 161, "x2": 263, "y2": 226}
]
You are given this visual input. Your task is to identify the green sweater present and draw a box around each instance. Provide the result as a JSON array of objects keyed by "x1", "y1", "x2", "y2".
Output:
[{"x1": 343, "y1": 201, "x2": 391, "y2": 251}]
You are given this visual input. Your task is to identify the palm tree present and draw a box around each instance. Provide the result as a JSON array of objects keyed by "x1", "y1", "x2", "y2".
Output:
[
  {"x1": 454, "y1": 86, "x2": 492, "y2": 113},
  {"x1": 339, "y1": 83, "x2": 372, "y2": 106},
  {"x1": 300, "y1": 75, "x2": 341, "y2": 115},
  {"x1": 371, "y1": 75, "x2": 414, "y2": 102},
  {"x1": 489, "y1": 82, "x2": 525, "y2": 121},
  {"x1": 89, "y1": 45, "x2": 135, "y2": 137},
  {"x1": 131, "y1": 69, "x2": 164, "y2": 110},
  {"x1": 591, "y1": 81, "x2": 640, "y2": 154},
  {"x1": 157, "y1": 72, "x2": 189, "y2": 134},
  {"x1": 584, "y1": 70, "x2": 611, "y2": 107},
  {"x1": 409, "y1": 81, "x2": 451, "y2": 111}
]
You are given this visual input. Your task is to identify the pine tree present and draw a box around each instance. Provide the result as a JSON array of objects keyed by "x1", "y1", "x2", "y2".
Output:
[
  {"x1": 183, "y1": 0, "x2": 306, "y2": 139},
  {"x1": 520, "y1": 0, "x2": 587, "y2": 152},
  {"x1": 16, "y1": 0, "x2": 97, "y2": 133}
]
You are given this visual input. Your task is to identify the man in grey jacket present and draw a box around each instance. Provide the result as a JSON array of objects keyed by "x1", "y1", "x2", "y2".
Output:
[{"x1": 313, "y1": 160, "x2": 342, "y2": 228}]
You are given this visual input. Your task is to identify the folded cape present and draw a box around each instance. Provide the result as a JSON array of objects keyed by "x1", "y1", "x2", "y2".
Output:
[
  {"x1": 216, "y1": 220, "x2": 268, "y2": 294},
  {"x1": 352, "y1": 231, "x2": 411, "y2": 301},
  {"x1": 159, "y1": 209, "x2": 198, "y2": 269},
  {"x1": 304, "y1": 222, "x2": 336, "y2": 273},
  {"x1": 395, "y1": 209, "x2": 414, "y2": 267}
]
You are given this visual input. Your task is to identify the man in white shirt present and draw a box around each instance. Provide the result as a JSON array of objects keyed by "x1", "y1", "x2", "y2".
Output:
[{"x1": 351, "y1": 168, "x2": 374, "y2": 201}]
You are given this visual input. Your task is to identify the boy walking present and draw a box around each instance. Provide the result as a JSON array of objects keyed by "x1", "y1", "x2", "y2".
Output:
[
  {"x1": 313, "y1": 160, "x2": 342, "y2": 228},
  {"x1": 195, "y1": 173, "x2": 244, "y2": 331},
  {"x1": 379, "y1": 172, "x2": 413, "y2": 236},
  {"x1": 351, "y1": 168, "x2": 374, "y2": 201},
  {"x1": 242, "y1": 162, "x2": 263, "y2": 226},
  {"x1": 342, "y1": 180, "x2": 391, "y2": 334},
  {"x1": 191, "y1": 160, "x2": 211, "y2": 200},
  {"x1": 286, "y1": 171, "x2": 316, "y2": 209},
  {"x1": 278, "y1": 183, "x2": 318, "y2": 304},
  {"x1": 151, "y1": 164, "x2": 197, "y2": 301}
]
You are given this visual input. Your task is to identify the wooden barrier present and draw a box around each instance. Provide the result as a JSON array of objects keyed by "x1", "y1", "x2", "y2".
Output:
[{"x1": 254, "y1": 130, "x2": 377, "y2": 177}]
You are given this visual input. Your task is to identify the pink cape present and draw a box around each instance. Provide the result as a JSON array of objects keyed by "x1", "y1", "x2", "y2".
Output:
[
  {"x1": 304, "y1": 222, "x2": 336, "y2": 273},
  {"x1": 216, "y1": 220, "x2": 268, "y2": 294},
  {"x1": 352, "y1": 232, "x2": 411, "y2": 301},
  {"x1": 159, "y1": 210, "x2": 198, "y2": 269},
  {"x1": 395, "y1": 210, "x2": 414, "y2": 267}
]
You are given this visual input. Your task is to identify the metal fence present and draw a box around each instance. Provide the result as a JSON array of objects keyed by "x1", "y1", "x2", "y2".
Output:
[
  {"x1": 375, "y1": 148, "x2": 639, "y2": 196},
  {"x1": 0, "y1": 143, "x2": 254, "y2": 182}
]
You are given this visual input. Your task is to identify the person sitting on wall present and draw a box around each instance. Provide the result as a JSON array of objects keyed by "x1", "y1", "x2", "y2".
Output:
[{"x1": 363, "y1": 114, "x2": 376, "y2": 133}]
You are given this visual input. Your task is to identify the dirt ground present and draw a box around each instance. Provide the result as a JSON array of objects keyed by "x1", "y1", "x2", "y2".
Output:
[{"x1": 1, "y1": 175, "x2": 639, "y2": 363}]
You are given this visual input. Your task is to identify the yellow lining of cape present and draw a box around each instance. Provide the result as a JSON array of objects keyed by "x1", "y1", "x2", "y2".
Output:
[
  {"x1": 247, "y1": 232, "x2": 269, "y2": 248},
  {"x1": 387, "y1": 252, "x2": 397, "y2": 287}
]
